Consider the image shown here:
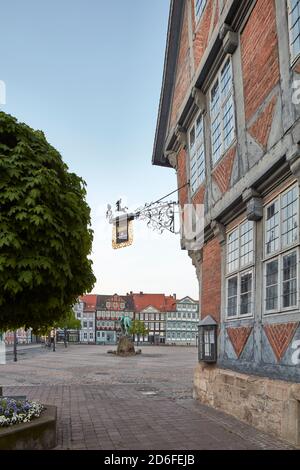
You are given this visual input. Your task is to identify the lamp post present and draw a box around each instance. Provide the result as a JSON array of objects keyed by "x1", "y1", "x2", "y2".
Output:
[
  {"x1": 64, "y1": 328, "x2": 68, "y2": 348},
  {"x1": 13, "y1": 330, "x2": 17, "y2": 362}
]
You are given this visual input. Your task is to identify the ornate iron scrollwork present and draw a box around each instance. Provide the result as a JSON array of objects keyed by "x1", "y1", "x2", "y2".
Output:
[{"x1": 135, "y1": 201, "x2": 176, "y2": 234}]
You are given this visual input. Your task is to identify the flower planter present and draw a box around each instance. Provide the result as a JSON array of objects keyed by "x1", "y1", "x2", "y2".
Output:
[{"x1": 0, "y1": 405, "x2": 57, "y2": 450}]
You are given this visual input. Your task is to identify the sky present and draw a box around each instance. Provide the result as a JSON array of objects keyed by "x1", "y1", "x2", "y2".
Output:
[{"x1": 0, "y1": 0, "x2": 198, "y2": 299}]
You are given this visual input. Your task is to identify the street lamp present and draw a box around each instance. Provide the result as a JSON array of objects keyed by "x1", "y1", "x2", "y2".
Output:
[
  {"x1": 13, "y1": 330, "x2": 17, "y2": 362},
  {"x1": 198, "y1": 316, "x2": 218, "y2": 363}
]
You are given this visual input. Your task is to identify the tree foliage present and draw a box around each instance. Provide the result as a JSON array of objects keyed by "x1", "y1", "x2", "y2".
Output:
[
  {"x1": 0, "y1": 112, "x2": 96, "y2": 331},
  {"x1": 129, "y1": 320, "x2": 149, "y2": 337},
  {"x1": 55, "y1": 309, "x2": 81, "y2": 330}
]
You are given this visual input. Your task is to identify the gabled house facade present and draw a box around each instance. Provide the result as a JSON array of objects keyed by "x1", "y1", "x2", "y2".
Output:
[
  {"x1": 133, "y1": 293, "x2": 177, "y2": 344},
  {"x1": 96, "y1": 294, "x2": 134, "y2": 345},
  {"x1": 153, "y1": 0, "x2": 300, "y2": 445},
  {"x1": 78, "y1": 294, "x2": 97, "y2": 344},
  {"x1": 166, "y1": 296, "x2": 199, "y2": 345}
]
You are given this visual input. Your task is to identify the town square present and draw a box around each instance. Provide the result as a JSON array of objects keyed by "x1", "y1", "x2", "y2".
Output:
[
  {"x1": 1, "y1": 0, "x2": 300, "y2": 458},
  {"x1": 0, "y1": 344, "x2": 292, "y2": 450}
]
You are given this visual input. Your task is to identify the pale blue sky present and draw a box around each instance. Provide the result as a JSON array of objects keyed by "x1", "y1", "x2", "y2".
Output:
[{"x1": 0, "y1": 0, "x2": 198, "y2": 299}]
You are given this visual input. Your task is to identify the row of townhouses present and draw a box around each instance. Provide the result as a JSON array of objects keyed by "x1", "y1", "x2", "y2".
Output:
[
  {"x1": 151, "y1": 0, "x2": 300, "y2": 446},
  {"x1": 75, "y1": 293, "x2": 199, "y2": 346},
  {"x1": 1, "y1": 329, "x2": 37, "y2": 345}
]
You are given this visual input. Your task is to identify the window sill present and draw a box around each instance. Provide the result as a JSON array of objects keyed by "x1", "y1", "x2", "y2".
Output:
[
  {"x1": 263, "y1": 307, "x2": 299, "y2": 317},
  {"x1": 225, "y1": 315, "x2": 254, "y2": 322}
]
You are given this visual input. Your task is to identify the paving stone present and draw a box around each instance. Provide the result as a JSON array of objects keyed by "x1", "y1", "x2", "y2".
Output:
[{"x1": 0, "y1": 345, "x2": 293, "y2": 450}]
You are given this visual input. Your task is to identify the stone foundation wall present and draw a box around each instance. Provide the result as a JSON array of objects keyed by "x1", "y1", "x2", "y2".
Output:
[{"x1": 194, "y1": 363, "x2": 300, "y2": 447}]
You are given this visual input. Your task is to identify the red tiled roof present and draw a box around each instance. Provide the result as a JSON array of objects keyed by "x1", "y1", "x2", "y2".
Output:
[
  {"x1": 80, "y1": 294, "x2": 97, "y2": 312},
  {"x1": 132, "y1": 293, "x2": 176, "y2": 312}
]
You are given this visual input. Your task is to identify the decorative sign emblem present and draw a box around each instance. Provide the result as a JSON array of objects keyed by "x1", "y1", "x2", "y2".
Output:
[
  {"x1": 112, "y1": 215, "x2": 134, "y2": 250},
  {"x1": 106, "y1": 186, "x2": 189, "y2": 249}
]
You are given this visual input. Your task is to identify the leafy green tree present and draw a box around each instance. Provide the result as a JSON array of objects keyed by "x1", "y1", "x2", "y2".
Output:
[
  {"x1": 56, "y1": 310, "x2": 81, "y2": 330},
  {"x1": 129, "y1": 320, "x2": 149, "y2": 344},
  {"x1": 0, "y1": 112, "x2": 96, "y2": 332}
]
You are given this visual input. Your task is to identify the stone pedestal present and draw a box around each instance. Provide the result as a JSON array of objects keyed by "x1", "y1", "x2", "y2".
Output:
[{"x1": 117, "y1": 336, "x2": 135, "y2": 356}]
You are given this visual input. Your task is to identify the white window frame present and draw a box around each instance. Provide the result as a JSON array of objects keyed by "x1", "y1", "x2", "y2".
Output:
[
  {"x1": 264, "y1": 248, "x2": 299, "y2": 315},
  {"x1": 227, "y1": 220, "x2": 255, "y2": 275},
  {"x1": 287, "y1": 0, "x2": 300, "y2": 62},
  {"x1": 264, "y1": 184, "x2": 299, "y2": 259},
  {"x1": 263, "y1": 184, "x2": 299, "y2": 315},
  {"x1": 188, "y1": 111, "x2": 206, "y2": 194},
  {"x1": 226, "y1": 269, "x2": 254, "y2": 320},
  {"x1": 194, "y1": 0, "x2": 207, "y2": 23},
  {"x1": 210, "y1": 56, "x2": 236, "y2": 165}
]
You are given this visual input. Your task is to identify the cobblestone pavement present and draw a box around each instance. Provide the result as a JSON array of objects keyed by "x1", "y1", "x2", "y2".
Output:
[{"x1": 0, "y1": 344, "x2": 293, "y2": 450}]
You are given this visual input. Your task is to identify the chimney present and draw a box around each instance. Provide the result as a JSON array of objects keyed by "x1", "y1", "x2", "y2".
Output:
[
  {"x1": 140, "y1": 291, "x2": 143, "y2": 295},
  {"x1": 173, "y1": 294, "x2": 176, "y2": 299}
]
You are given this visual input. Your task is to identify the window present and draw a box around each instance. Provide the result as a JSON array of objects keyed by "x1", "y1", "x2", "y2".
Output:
[
  {"x1": 89, "y1": 321, "x2": 93, "y2": 328},
  {"x1": 265, "y1": 186, "x2": 298, "y2": 256},
  {"x1": 89, "y1": 332, "x2": 93, "y2": 340},
  {"x1": 194, "y1": 0, "x2": 207, "y2": 22},
  {"x1": 227, "y1": 271, "x2": 253, "y2": 319},
  {"x1": 226, "y1": 219, "x2": 254, "y2": 320},
  {"x1": 288, "y1": 0, "x2": 300, "y2": 60},
  {"x1": 227, "y1": 220, "x2": 254, "y2": 274},
  {"x1": 189, "y1": 112, "x2": 206, "y2": 193},
  {"x1": 77, "y1": 312, "x2": 81, "y2": 319},
  {"x1": 84, "y1": 332, "x2": 87, "y2": 340},
  {"x1": 83, "y1": 321, "x2": 87, "y2": 328},
  {"x1": 264, "y1": 186, "x2": 299, "y2": 314},
  {"x1": 210, "y1": 58, "x2": 235, "y2": 165},
  {"x1": 265, "y1": 250, "x2": 298, "y2": 313}
]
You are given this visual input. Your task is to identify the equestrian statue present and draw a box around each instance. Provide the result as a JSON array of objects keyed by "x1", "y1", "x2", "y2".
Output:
[{"x1": 117, "y1": 314, "x2": 135, "y2": 356}]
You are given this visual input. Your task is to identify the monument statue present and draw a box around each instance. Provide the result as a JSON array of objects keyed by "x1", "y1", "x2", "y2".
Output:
[
  {"x1": 119, "y1": 314, "x2": 132, "y2": 336},
  {"x1": 117, "y1": 314, "x2": 134, "y2": 356}
]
